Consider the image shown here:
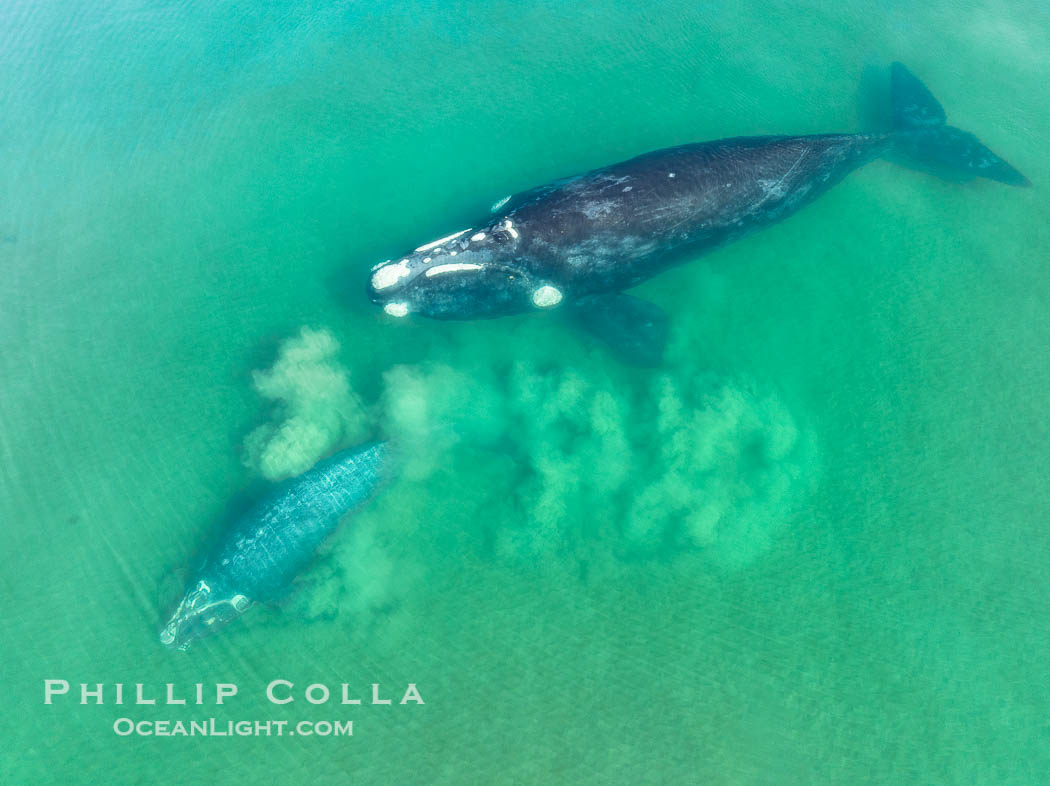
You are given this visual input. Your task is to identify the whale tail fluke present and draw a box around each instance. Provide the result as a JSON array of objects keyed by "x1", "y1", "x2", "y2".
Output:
[{"x1": 889, "y1": 62, "x2": 1030, "y2": 187}]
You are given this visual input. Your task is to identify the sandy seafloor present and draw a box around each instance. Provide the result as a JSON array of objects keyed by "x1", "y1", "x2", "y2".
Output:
[{"x1": 2, "y1": 0, "x2": 1049, "y2": 782}]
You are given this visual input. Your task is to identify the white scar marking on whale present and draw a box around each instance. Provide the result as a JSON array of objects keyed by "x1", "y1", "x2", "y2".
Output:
[
  {"x1": 668, "y1": 172, "x2": 676, "y2": 178},
  {"x1": 582, "y1": 201, "x2": 615, "y2": 219},
  {"x1": 415, "y1": 228, "x2": 470, "y2": 252},
  {"x1": 491, "y1": 195, "x2": 511, "y2": 212},
  {"x1": 532, "y1": 285, "x2": 563, "y2": 308},
  {"x1": 383, "y1": 302, "x2": 410, "y2": 317},
  {"x1": 757, "y1": 179, "x2": 786, "y2": 197},
  {"x1": 371, "y1": 260, "x2": 410, "y2": 290},
  {"x1": 754, "y1": 149, "x2": 808, "y2": 210},
  {"x1": 425, "y1": 262, "x2": 483, "y2": 277}
]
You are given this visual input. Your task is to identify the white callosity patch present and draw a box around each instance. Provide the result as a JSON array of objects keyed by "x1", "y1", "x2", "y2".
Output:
[
  {"x1": 471, "y1": 232, "x2": 486, "y2": 242},
  {"x1": 414, "y1": 228, "x2": 470, "y2": 253},
  {"x1": 531, "y1": 285, "x2": 563, "y2": 308},
  {"x1": 383, "y1": 302, "x2": 410, "y2": 317},
  {"x1": 503, "y1": 219, "x2": 519, "y2": 239},
  {"x1": 490, "y1": 195, "x2": 511, "y2": 212},
  {"x1": 371, "y1": 260, "x2": 410, "y2": 291},
  {"x1": 425, "y1": 262, "x2": 483, "y2": 277}
]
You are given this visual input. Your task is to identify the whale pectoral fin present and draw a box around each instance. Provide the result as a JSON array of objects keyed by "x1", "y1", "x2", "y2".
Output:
[{"x1": 566, "y1": 292, "x2": 669, "y2": 367}]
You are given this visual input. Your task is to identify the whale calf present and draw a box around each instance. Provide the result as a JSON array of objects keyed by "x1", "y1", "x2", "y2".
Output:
[
  {"x1": 161, "y1": 442, "x2": 391, "y2": 650},
  {"x1": 367, "y1": 64, "x2": 1028, "y2": 363}
]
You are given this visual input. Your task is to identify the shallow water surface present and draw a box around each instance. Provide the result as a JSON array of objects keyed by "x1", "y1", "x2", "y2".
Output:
[{"x1": 2, "y1": 0, "x2": 1049, "y2": 782}]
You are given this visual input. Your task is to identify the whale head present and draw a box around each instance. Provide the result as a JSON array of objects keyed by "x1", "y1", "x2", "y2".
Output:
[
  {"x1": 367, "y1": 222, "x2": 564, "y2": 320},
  {"x1": 159, "y1": 579, "x2": 252, "y2": 651}
]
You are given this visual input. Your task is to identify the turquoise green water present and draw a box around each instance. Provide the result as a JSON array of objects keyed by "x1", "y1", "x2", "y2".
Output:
[{"x1": 3, "y1": 0, "x2": 1050, "y2": 781}]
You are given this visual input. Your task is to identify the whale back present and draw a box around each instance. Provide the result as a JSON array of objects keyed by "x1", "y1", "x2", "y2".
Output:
[{"x1": 506, "y1": 134, "x2": 886, "y2": 295}]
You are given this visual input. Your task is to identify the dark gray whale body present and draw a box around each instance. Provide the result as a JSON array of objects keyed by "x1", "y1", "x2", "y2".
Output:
[
  {"x1": 161, "y1": 442, "x2": 390, "y2": 649},
  {"x1": 367, "y1": 64, "x2": 1028, "y2": 363}
]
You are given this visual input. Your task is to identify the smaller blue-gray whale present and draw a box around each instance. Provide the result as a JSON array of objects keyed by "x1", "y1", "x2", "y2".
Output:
[
  {"x1": 367, "y1": 63, "x2": 1029, "y2": 364},
  {"x1": 161, "y1": 442, "x2": 391, "y2": 650}
]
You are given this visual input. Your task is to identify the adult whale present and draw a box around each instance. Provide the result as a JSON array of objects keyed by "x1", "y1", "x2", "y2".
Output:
[{"x1": 367, "y1": 64, "x2": 1028, "y2": 364}]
